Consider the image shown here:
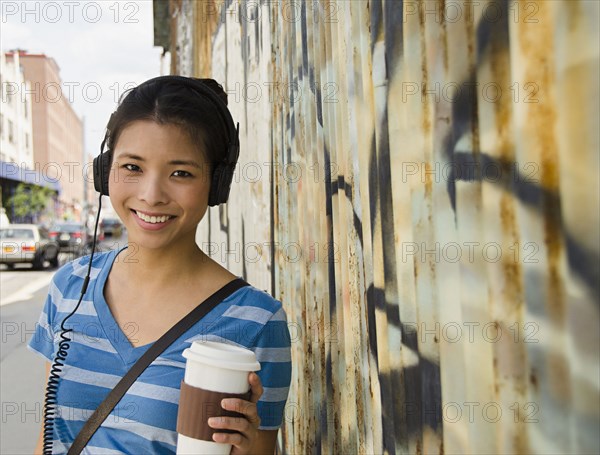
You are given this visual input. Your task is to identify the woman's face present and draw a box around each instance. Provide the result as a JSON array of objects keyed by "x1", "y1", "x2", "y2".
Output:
[{"x1": 109, "y1": 120, "x2": 211, "y2": 251}]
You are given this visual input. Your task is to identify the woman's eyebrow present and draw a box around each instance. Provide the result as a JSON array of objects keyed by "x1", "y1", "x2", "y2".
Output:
[
  {"x1": 114, "y1": 152, "x2": 144, "y2": 161},
  {"x1": 168, "y1": 159, "x2": 202, "y2": 169}
]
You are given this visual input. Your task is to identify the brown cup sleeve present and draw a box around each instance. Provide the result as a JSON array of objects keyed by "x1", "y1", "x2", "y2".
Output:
[{"x1": 176, "y1": 380, "x2": 252, "y2": 441}]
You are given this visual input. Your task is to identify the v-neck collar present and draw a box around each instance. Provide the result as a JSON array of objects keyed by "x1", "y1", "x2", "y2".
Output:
[
  {"x1": 93, "y1": 247, "x2": 153, "y2": 366},
  {"x1": 91, "y1": 247, "x2": 247, "y2": 367}
]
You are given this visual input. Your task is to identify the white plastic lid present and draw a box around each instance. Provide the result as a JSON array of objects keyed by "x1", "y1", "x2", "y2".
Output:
[{"x1": 183, "y1": 340, "x2": 261, "y2": 372}]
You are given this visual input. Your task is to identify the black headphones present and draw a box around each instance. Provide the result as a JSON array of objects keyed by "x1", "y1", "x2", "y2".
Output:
[{"x1": 92, "y1": 76, "x2": 240, "y2": 206}]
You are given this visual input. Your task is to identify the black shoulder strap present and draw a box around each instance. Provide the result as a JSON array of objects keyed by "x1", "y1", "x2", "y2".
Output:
[{"x1": 67, "y1": 278, "x2": 249, "y2": 455}]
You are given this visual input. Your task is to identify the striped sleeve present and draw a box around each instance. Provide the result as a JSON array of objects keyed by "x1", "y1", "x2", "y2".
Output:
[
  {"x1": 28, "y1": 272, "x2": 61, "y2": 361},
  {"x1": 253, "y1": 306, "x2": 292, "y2": 430},
  {"x1": 27, "y1": 256, "x2": 98, "y2": 362}
]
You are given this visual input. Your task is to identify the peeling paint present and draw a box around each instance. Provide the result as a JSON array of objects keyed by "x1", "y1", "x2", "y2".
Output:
[{"x1": 164, "y1": 0, "x2": 600, "y2": 453}]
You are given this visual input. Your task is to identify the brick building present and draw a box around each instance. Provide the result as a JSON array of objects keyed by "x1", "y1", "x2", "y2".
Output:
[{"x1": 14, "y1": 51, "x2": 84, "y2": 221}]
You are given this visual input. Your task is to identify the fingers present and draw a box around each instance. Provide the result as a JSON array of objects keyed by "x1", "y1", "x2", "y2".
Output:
[
  {"x1": 211, "y1": 428, "x2": 244, "y2": 445},
  {"x1": 208, "y1": 399, "x2": 259, "y2": 449},
  {"x1": 249, "y1": 372, "x2": 263, "y2": 403},
  {"x1": 212, "y1": 398, "x2": 260, "y2": 428},
  {"x1": 209, "y1": 373, "x2": 264, "y2": 452}
]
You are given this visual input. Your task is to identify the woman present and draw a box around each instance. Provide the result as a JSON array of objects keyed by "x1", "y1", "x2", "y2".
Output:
[{"x1": 29, "y1": 76, "x2": 292, "y2": 454}]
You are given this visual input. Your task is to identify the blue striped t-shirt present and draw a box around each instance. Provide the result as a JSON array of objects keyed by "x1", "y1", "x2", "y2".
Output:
[{"x1": 28, "y1": 248, "x2": 292, "y2": 454}]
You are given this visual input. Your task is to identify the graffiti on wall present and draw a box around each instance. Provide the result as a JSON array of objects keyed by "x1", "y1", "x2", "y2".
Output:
[{"x1": 163, "y1": 0, "x2": 599, "y2": 453}]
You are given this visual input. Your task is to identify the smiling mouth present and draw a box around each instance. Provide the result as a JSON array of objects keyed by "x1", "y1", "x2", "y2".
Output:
[{"x1": 132, "y1": 210, "x2": 175, "y2": 224}]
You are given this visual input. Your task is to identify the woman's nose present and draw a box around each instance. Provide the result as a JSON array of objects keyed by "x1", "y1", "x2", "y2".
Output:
[{"x1": 138, "y1": 174, "x2": 169, "y2": 205}]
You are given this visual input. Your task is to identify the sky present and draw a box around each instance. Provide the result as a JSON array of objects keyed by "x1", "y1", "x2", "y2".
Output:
[{"x1": 1, "y1": 0, "x2": 165, "y2": 158}]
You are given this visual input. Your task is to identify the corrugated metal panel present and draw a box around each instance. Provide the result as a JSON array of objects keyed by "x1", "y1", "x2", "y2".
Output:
[{"x1": 166, "y1": 1, "x2": 600, "y2": 453}]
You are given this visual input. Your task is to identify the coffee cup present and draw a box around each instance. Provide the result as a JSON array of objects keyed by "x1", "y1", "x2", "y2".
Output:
[{"x1": 176, "y1": 340, "x2": 261, "y2": 455}]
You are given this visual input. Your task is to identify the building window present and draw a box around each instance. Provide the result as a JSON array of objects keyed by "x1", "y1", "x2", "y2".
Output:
[
  {"x1": 0, "y1": 114, "x2": 3, "y2": 138},
  {"x1": 8, "y1": 120, "x2": 14, "y2": 143},
  {"x1": 25, "y1": 132, "x2": 29, "y2": 149},
  {"x1": 24, "y1": 99, "x2": 28, "y2": 118}
]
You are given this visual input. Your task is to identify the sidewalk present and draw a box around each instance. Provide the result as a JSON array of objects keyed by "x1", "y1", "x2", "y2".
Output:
[{"x1": 1, "y1": 286, "x2": 48, "y2": 454}]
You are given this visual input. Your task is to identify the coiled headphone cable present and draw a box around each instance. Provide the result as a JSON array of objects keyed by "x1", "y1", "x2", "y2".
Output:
[{"x1": 42, "y1": 194, "x2": 103, "y2": 454}]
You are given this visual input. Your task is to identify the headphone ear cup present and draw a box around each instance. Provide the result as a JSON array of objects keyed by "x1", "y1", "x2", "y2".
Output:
[
  {"x1": 208, "y1": 162, "x2": 235, "y2": 206},
  {"x1": 93, "y1": 151, "x2": 112, "y2": 196},
  {"x1": 208, "y1": 142, "x2": 239, "y2": 206},
  {"x1": 208, "y1": 164, "x2": 224, "y2": 206}
]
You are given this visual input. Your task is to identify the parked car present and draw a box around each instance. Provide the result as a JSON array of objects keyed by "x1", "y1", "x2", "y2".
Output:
[
  {"x1": 0, "y1": 224, "x2": 60, "y2": 269},
  {"x1": 100, "y1": 217, "x2": 123, "y2": 237},
  {"x1": 49, "y1": 222, "x2": 89, "y2": 253}
]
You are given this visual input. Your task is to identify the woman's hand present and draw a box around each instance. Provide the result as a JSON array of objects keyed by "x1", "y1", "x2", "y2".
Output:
[{"x1": 208, "y1": 372, "x2": 263, "y2": 454}]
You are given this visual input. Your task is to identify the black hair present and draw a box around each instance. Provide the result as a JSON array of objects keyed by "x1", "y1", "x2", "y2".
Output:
[{"x1": 106, "y1": 76, "x2": 230, "y2": 174}]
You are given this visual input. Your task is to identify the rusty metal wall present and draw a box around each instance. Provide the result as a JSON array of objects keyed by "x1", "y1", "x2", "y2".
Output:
[{"x1": 167, "y1": 1, "x2": 599, "y2": 453}]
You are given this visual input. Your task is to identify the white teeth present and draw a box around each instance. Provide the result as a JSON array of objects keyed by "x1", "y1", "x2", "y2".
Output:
[{"x1": 136, "y1": 211, "x2": 172, "y2": 224}]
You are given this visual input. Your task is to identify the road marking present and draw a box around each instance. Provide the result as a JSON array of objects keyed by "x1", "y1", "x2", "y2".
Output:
[{"x1": 0, "y1": 274, "x2": 53, "y2": 306}]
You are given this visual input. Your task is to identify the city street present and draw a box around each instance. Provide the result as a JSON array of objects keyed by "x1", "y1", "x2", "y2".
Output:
[{"x1": 0, "y1": 233, "x2": 126, "y2": 454}]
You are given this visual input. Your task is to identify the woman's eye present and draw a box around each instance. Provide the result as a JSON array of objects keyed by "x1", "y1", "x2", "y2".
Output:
[
  {"x1": 172, "y1": 170, "x2": 192, "y2": 178},
  {"x1": 123, "y1": 164, "x2": 141, "y2": 172}
]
